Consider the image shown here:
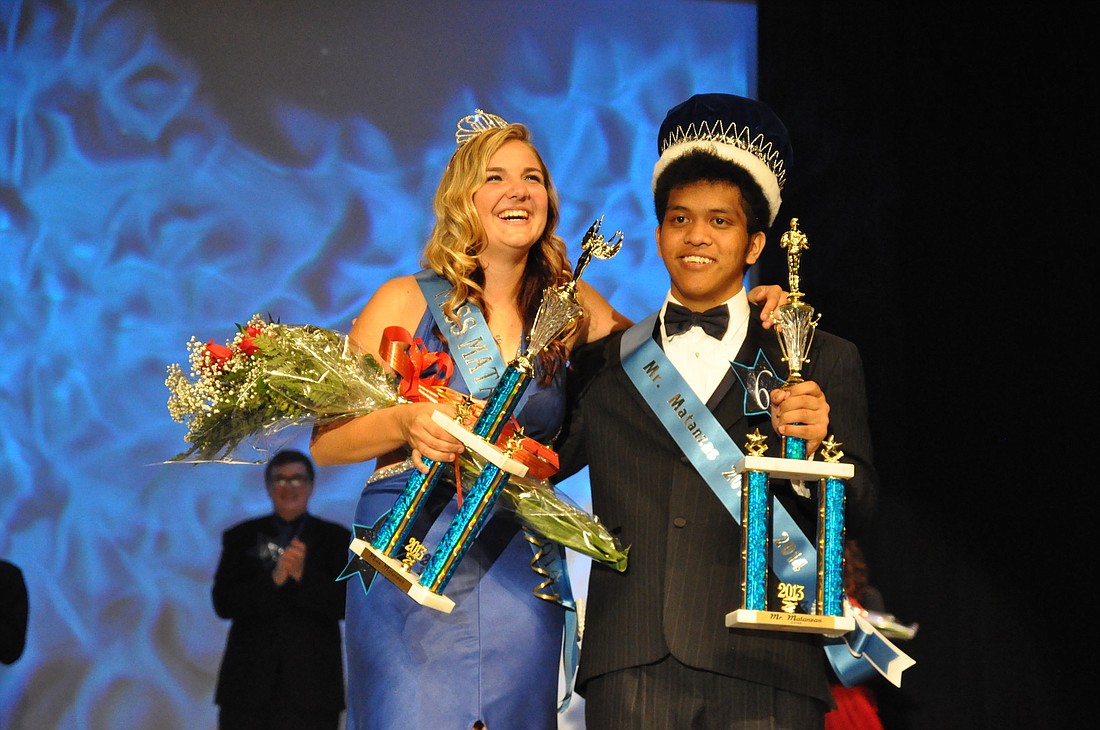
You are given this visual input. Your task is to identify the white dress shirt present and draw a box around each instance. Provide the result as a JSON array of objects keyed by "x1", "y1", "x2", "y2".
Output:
[{"x1": 659, "y1": 289, "x2": 749, "y2": 403}]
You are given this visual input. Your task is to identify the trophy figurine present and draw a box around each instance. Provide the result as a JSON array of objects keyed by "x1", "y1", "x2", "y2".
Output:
[
  {"x1": 774, "y1": 217, "x2": 820, "y2": 460},
  {"x1": 725, "y1": 218, "x2": 854, "y2": 635},
  {"x1": 349, "y1": 218, "x2": 623, "y2": 612}
]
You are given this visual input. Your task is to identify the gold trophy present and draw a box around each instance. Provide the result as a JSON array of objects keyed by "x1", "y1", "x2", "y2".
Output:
[{"x1": 725, "y1": 218, "x2": 854, "y2": 634}]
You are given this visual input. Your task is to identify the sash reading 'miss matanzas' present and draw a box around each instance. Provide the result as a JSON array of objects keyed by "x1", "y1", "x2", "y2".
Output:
[
  {"x1": 619, "y1": 313, "x2": 913, "y2": 688},
  {"x1": 416, "y1": 269, "x2": 511, "y2": 401},
  {"x1": 414, "y1": 269, "x2": 579, "y2": 710}
]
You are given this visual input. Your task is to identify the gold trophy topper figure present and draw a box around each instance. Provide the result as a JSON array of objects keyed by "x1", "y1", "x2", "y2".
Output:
[
  {"x1": 780, "y1": 217, "x2": 809, "y2": 303},
  {"x1": 819, "y1": 435, "x2": 845, "y2": 463},
  {"x1": 527, "y1": 217, "x2": 623, "y2": 356},
  {"x1": 745, "y1": 428, "x2": 770, "y2": 457},
  {"x1": 773, "y1": 218, "x2": 821, "y2": 384}
]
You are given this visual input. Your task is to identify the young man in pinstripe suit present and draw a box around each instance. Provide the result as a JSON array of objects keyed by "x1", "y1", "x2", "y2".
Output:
[{"x1": 556, "y1": 94, "x2": 878, "y2": 730}]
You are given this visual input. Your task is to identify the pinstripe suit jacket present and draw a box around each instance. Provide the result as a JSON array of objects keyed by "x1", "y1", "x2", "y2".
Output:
[{"x1": 556, "y1": 305, "x2": 878, "y2": 705}]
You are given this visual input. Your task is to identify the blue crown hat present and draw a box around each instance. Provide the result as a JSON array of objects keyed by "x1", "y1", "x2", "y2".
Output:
[{"x1": 652, "y1": 93, "x2": 793, "y2": 226}]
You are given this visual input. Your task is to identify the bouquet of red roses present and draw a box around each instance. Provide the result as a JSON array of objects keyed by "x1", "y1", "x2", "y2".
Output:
[{"x1": 165, "y1": 314, "x2": 627, "y2": 571}]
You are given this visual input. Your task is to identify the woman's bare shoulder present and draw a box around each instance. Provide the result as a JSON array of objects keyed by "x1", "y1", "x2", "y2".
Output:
[{"x1": 347, "y1": 275, "x2": 430, "y2": 355}]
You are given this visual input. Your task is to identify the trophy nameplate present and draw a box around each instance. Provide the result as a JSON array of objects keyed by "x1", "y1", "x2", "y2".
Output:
[{"x1": 726, "y1": 609, "x2": 854, "y2": 634}]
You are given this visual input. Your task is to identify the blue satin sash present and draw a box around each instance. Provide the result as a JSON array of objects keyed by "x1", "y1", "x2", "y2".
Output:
[
  {"x1": 415, "y1": 269, "x2": 507, "y2": 400},
  {"x1": 620, "y1": 315, "x2": 818, "y2": 604}
]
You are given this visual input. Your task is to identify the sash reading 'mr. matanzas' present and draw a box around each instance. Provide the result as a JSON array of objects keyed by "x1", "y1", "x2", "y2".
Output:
[{"x1": 620, "y1": 314, "x2": 818, "y2": 605}]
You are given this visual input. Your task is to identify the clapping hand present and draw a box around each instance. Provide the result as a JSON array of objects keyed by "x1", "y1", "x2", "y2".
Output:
[{"x1": 272, "y1": 537, "x2": 307, "y2": 585}]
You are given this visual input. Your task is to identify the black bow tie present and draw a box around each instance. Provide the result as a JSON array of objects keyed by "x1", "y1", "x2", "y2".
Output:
[{"x1": 663, "y1": 302, "x2": 730, "y2": 339}]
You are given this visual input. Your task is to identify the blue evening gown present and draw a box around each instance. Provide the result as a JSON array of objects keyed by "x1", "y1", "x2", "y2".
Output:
[{"x1": 344, "y1": 309, "x2": 567, "y2": 730}]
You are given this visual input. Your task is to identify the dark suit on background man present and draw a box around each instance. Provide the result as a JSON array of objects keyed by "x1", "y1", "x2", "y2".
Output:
[
  {"x1": 212, "y1": 449, "x2": 351, "y2": 730},
  {"x1": 558, "y1": 307, "x2": 877, "y2": 706}
]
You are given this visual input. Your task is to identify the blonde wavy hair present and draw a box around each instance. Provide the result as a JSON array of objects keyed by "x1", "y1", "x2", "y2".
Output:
[{"x1": 422, "y1": 123, "x2": 575, "y2": 382}]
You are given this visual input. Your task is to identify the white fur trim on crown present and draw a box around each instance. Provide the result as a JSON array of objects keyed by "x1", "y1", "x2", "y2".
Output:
[{"x1": 652, "y1": 140, "x2": 783, "y2": 227}]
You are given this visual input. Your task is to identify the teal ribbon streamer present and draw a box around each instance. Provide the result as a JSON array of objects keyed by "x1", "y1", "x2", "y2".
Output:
[
  {"x1": 824, "y1": 615, "x2": 916, "y2": 688},
  {"x1": 532, "y1": 539, "x2": 578, "y2": 712}
]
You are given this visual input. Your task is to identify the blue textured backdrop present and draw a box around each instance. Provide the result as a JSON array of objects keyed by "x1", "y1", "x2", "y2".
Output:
[{"x1": 0, "y1": 1, "x2": 756, "y2": 727}]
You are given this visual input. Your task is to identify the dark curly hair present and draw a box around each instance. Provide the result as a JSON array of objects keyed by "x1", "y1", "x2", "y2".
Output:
[{"x1": 653, "y1": 148, "x2": 770, "y2": 236}]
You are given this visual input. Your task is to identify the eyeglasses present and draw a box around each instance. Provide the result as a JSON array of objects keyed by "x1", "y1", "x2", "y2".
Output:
[{"x1": 269, "y1": 476, "x2": 311, "y2": 488}]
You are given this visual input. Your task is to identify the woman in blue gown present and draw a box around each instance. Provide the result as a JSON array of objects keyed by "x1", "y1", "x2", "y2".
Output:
[{"x1": 310, "y1": 113, "x2": 630, "y2": 730}]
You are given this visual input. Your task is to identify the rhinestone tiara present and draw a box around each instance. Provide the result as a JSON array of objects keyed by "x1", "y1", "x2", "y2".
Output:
[{"x1": 455, "y1": 109, "x2": 510, "y2": 147}]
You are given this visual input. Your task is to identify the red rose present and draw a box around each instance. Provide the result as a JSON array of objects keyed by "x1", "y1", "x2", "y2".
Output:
[
  {"x1": 205, "y1": 340, "x2": 233, "y2": 366},
  {"x1": 238, "y1": 324, "x2": 263, "y2": 356}
]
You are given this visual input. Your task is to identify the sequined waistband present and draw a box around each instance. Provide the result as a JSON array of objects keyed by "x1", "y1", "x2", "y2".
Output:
[{"x1": 365, "y1": 458, "x2": 415, "y2": 485}]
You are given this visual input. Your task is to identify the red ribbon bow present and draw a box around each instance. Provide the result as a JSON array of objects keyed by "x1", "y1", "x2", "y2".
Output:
[
  {"x1": 380, "y1": 326, "x2": 455, "y2": 402},
  {"x1": 378, "y1": 326, "x2": 560, "y2": 500}
]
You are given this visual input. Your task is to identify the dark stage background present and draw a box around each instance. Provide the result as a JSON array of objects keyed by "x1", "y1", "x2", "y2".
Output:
[
  {"x1": 2, "y1": 0, "x2": 1089, "y2": 727},
  {"x1": 757, "y1": 3, "x2": 1089, "y2": 728}
]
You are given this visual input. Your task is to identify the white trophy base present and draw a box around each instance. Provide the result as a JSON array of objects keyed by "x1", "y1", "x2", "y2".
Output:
[
  {"x1": 725, "y1": 608, "x2": 854, "y2": 636},
  {"x1": 734, "y1": 455, "x2": 854, "y2": 481},
  {"x1": 431, "y1": 410, "x2": 529, "y2": 477},
  {"x1": 349, "y1": 537, "x2": 455, "y2": 614}
]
